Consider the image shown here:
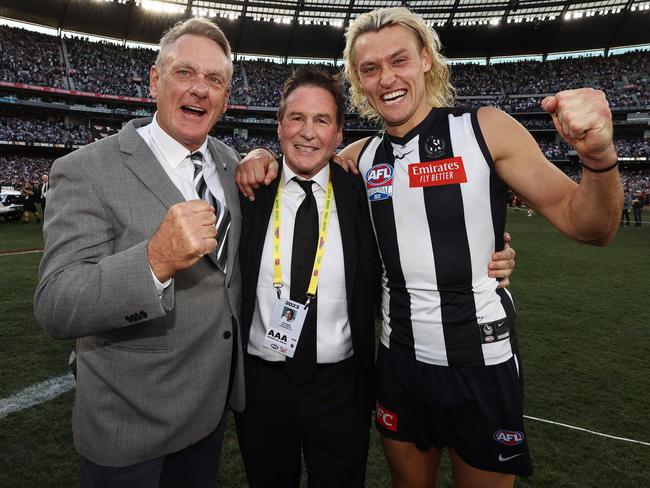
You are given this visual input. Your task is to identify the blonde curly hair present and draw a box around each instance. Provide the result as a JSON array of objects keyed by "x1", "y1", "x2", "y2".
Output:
[{"x1": 343, "y1": 7, "x2": 455, "y2": 123}]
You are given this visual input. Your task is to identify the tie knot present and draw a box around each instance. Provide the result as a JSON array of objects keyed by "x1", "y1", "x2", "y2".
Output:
[{"x1": 294, "y1": 178, "x2": 315, "y2": 196}]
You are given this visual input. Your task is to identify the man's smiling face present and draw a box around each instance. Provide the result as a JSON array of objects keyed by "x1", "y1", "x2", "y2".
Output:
[
  {"x1": 354, "y1": 24, "x2": 432, "y2": 137},
  {"x1": 277, "y1": 85, "x2": 343, "y2": 179},
  {"x1": 150, "y1": 34, "x2": 231, "y2": 151}
]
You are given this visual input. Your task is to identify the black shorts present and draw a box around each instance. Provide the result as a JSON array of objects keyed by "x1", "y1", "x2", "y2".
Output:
[{"x1": 375, "y1": 345, "x2": 533, "y2": 476}]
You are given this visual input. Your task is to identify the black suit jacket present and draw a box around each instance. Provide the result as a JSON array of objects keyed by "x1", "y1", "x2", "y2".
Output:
[{"x1": 239, "y1": 161, "x2": 380, "y2": 410}]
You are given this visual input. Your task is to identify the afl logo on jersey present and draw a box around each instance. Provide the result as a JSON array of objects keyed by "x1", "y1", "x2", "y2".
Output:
[{"x1": 366, "y1": 163, "x2": 394, "y2": 202}]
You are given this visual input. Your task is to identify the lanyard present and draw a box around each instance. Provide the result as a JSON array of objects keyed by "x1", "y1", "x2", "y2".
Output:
[{"x1": 272, "y1": 176, "x2": 334, "y2": 305}]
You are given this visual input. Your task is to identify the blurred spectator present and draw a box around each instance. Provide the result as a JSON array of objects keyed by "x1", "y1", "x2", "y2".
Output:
[
  {"x1": 622, "y1": 189, "x2": 632, "y2": 227},
  {"x1": 40, "y1": 173, "x2": 50, "y2": 213},
  {"x1": 20, "y1": 181, "x2": 41, "y2": 224},
  {"x1": 631, "y1": 191, "x2": 645, "y2": 227}
]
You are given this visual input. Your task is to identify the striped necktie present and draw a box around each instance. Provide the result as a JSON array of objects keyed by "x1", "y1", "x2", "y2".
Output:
[{"x1": 191, "y1": 151, "x2": 230, "y2": 271}]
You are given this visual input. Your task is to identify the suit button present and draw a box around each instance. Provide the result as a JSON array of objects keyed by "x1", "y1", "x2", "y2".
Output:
[
  {"x1": 140, "y1": 311, "x2": 147, "y2": 319},
  {"x1": 125, "y1": 315, "x2": 132, "y2": 323},
  {"x1": 223, "y1": 331, "x2": 232, "y2": 339}
]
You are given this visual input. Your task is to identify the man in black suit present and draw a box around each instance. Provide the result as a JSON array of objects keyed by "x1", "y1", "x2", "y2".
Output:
[{"x1": 236, "y1": 67, "x2": 379, "y2": 487}]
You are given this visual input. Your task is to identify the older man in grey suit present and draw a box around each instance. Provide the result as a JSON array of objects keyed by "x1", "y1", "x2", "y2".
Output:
[{"x1": 34, "y1": 18, "x2": 243, "y2": 488}]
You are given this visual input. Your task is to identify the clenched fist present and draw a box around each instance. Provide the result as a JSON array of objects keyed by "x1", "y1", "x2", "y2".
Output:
[
  {"x1": 148, "y1": 200, "x2": 217, "y2": 282},
  {"x1": 541, "y1": 88, "x2": 617, "y2": 168}
]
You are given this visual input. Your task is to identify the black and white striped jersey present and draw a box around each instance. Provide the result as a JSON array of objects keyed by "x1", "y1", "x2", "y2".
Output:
[{"x1": 358, "y1": 107, "x2": 517, "y2": 367}]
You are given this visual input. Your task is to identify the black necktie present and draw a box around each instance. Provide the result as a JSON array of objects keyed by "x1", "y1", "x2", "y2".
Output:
[
  {"x1": 285, "y1": 178, "x2": 319, "y2": 386},
  {"x1": 191, "y1": 151, "x2": 231, "y2": 271}
]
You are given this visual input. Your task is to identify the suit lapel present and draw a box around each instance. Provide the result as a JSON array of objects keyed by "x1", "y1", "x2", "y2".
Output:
[
  {"x1": 119, "y1": 119, "x2": 185, "y2": 209},
  {"x1": 249, "y1": 166, "x2": 281, "y2": 289},
  {"x1": 330, "y1": 163, "x2": 358, "y2": 313}
]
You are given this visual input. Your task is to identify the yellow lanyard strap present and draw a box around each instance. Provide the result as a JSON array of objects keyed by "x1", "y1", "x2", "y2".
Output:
[{"x1": 272, "y1": 176, "x2": 334, "y2": 301}]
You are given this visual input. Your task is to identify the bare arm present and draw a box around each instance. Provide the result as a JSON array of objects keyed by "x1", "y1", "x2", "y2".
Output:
[
  {"x1": 337, "y1": 137, "x2": 370, "y2": 170},
  {"x1": 479, "y1": 88, "x2": 622, "y2": 246}
]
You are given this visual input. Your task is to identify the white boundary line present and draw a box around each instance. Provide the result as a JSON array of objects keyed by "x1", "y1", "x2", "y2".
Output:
[
  {"x1": 524, "y1": 415, "x2": 650, "y2": 446},
  {"x1": 0, "y1": 373, "x2": 75, "y2": 419},
  {"x1": 0, "y1": 249, "x2": 44, "y2": 256}
]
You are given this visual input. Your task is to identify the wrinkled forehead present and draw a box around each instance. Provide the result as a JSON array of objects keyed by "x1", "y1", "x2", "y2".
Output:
[{"x1": 161, "y1": 35, "x2": 233, "y2": 79}]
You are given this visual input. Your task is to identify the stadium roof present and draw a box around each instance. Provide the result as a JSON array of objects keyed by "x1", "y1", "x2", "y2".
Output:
[{"x1": 1, "y1": 0, "x2": 649, "y2": 60}]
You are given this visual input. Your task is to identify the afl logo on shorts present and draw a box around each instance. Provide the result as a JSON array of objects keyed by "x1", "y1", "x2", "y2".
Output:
[
  {"x1": 493, "y1": 430, "x2": 524, "y2": 446},
  {"x1": 366, "y1": 164, "x2": 394, "y2": 202}
]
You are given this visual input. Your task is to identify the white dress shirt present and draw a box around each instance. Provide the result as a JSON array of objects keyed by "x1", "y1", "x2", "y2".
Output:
[
  {"x1": 136, "y1": 113, "x2": 227, "y2": 293},
  {"x1": 247, "y1": 160, "x2": 353, "y2": 363}
]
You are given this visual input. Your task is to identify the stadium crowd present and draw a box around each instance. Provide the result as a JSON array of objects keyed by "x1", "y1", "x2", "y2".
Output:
[
  {"x1": 218, "y1": 133, "x2": 281, "y2": 156},
  {"x1": 0, "y1": 155, "x2": 54, "y2": 188},
  {"x1": 0, "y1": 117, "x2": 93, "y2": 146},
  {"x1": 0, "y1": 26, "x2": 67, "y2": 89},
  {"x1": 615, "y1": 138, "x2": 650, "y2": 158},
  {"x1": 0, "y1": 24, "x2": 648, "y2": 216},
  {"x1": 2, "y1": 149, "x2": 648, "y2": 205},
  {"x1": 65, "y1": 37, "x2": 144, "y2": 97},
  {"x1": 1, "y1": 114, "x2": 648, "y2": 162},
  {"x1": 2, "y1": 26, "x2": 649, "y2": 108}
]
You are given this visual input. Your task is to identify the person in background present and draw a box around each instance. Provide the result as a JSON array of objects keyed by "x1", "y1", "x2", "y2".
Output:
[
  {"x1": 631, "y1": 191, "x2": 644, "y2": 227},
  {"x1": 40, "y1": 173, "x2": 49, "y2": 214},
  {"x1": 21, "y1": 181, "x2": 41, "y2": 223}
]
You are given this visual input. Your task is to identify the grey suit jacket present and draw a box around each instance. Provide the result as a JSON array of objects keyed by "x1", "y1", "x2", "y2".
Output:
[{"x1": 34, "y1": 118, "x2": 245, "y2": 467}]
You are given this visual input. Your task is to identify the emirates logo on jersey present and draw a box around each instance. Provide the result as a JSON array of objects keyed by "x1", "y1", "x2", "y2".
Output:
[{"x1": 408, "y1": 157, "x2": 467, "y2": 188}]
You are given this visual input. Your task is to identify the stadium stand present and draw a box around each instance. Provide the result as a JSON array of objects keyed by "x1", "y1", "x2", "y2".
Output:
[{"x1": 0, "y1": 24, "x2": 648, "y2": 204}]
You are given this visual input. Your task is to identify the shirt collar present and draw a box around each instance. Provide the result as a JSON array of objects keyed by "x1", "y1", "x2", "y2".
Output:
[
  {"x1": 281, "y1": 156, "x2": 330, "y2": 193},
  {"x1": 150, "y1": 113, "x2": 209, "y2": 169}
]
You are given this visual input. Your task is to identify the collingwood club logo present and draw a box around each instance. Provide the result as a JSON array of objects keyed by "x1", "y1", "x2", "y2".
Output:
[{"x1": 424, "y1": 136, "x2": 446, "y2": 158}]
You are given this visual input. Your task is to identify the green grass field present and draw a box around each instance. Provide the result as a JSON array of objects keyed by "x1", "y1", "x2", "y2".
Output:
[{"x1": 1, "y1": 208, "x2": 649, "y2": 487}]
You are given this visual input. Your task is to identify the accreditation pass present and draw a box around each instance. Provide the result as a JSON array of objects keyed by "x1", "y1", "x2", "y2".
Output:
[{"x1": 262, "y1": 297, "x2": 308, "y2": 358}]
